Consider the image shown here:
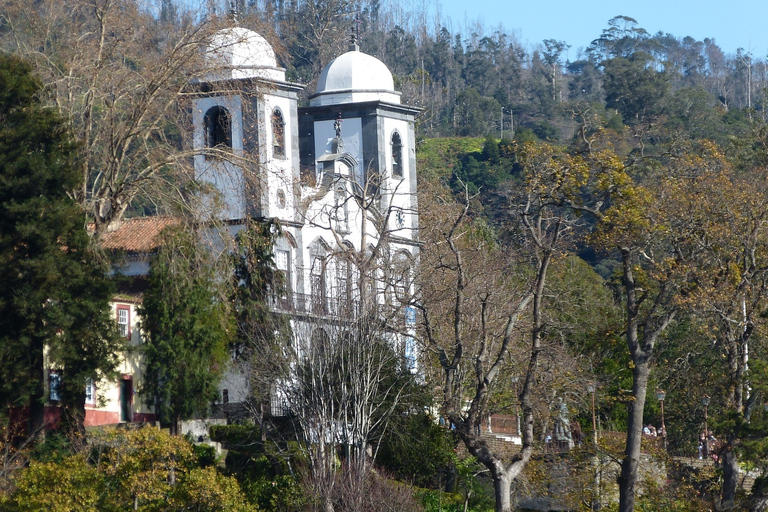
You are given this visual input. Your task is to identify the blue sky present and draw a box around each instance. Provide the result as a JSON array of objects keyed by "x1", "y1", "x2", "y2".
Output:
[{"x1": 434, "y1": 0, "x2": 768, "y2": 59}]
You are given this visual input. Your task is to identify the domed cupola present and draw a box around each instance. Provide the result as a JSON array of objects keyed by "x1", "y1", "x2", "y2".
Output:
[
  {"x1": 310, "y1": 37, "x2": 400, "y2": 106},
  {"x1": 205, "y1": 26, "x2": 285, "y2": 82}
]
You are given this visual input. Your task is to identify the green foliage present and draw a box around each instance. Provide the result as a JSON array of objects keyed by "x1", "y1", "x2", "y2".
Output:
[
  {"x1": 231, "y1": 218, "x2": 290, "y2": 413},
  {"x1": 139, "y1": 226, "x2": 233, "y2": 432},
  {"x1": 376, "y1": 412, "x2": 456, "y2": 488},
  {"x1": 449, "y1": 137, "x2": 517, "y2": 197},
  {"x1": 416, "y1": 137, "x2": 485, "y2": 182},
  {"x1": 481, "y1": 135, "x2": 501, "y2": 164},
  {"x1": 210, "y1": 424, "x2": 263, "y2": 447},
  {"x1": 8, "y1": 455, "x2": 103, "y2": 512},
  {"x1": 28, "y1": 432, "x2": 74, "y2": 463},
  {"x1": 168, "y1": 466, "x2": 253, "y2": 511},
  {"x1": 603, "y1": 52, "x2": 670, "y2": 125},
  {"x1": 6, "y1": 427, "x2": 253, "y2": 511},
  {"x1": 514, "y1": 128, "x2": 539, "y2": 143},
  {"x1": 415, "y1": 488, "x2": 468, "y2": 512},
  {"x1": 209, "y1": 424, "x2": 307, "y2": 509},
  {"x1": 0, "y1": 53, "x2": 119, "y2": 433},
  {"x1": 454, "y1": 89, "x2": 501, "y2": 137},
  {"x1": 452, "y1": 456, "x2": 496, "y2": 511},
  {"x1": 192, "y1": 443, "x2": 217, "y2": 468},
  {"x1": 531, "y1": 120, "x2": 558, "y2": 141},
  {"x1": 240, "y1": 473, "x2": 305, "y2": 511}
]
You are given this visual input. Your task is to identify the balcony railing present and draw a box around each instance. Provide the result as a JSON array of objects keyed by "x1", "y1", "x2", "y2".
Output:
[{"x1": 270, "y1": 292, "x2": 361, "y2": 320}]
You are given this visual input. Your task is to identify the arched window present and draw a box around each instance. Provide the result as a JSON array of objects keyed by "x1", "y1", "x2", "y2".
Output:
[
  {"x1": 393, "y1": 251, "x2": 412, "y2": 303},
  {"x1": 272, "y1": 108, "x2": 285, "y2": 158},
  {"x1": 310, "y1": 240, "x2": 329, "y2": 315},
  {"x1": 204, "y1": 106, "x2": 232, "y2": 149},
  {"x1": 334, "y1": 186, "x2": 349, "y2": 230},
  {"x1": 391, "y1": 132, "x2": 403, "y2": 178},
  {"x1": 335, "y1": 242, "x2": 357, "y2": 313}
]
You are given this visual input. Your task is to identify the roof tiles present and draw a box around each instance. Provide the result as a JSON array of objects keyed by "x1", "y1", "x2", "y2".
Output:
[{"x1": 100, "y1": 217, "x2": 179, "y2": 253}]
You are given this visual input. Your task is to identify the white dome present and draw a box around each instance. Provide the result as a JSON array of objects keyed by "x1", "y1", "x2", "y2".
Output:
[
  {"x1": 205, "y1": 27, "x2": 285, "y2": 81},
  {"x1": 310, "y1": 49, "x2": 400, "y2": 106}
]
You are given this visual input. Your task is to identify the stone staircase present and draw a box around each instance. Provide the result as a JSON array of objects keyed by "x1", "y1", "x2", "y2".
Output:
[{"x1": 674, "y1": 456, "x2": 760, "y2": 493}]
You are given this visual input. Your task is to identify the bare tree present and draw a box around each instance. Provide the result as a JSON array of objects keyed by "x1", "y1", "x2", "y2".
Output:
[
  {"x1": 418, "y1": 140, "x2": 601, "y2": 512},
  {"x1": 284, "y1": 308, "x2": 415, "y2": 511},
  {"x1": 0, "y1": 0, "x2": 253, "y2": 233},
  {"x1": 237, "y1": 169, "x2": 420, "y2": 512}
]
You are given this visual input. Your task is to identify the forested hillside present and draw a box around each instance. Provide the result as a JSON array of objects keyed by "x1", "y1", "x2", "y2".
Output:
[
  {"x1": 4, "y1": 0, "x2": 765, "y2": 221},
  {"x1": 227, "y1": 3, "x2": 764, "y2": 145}
]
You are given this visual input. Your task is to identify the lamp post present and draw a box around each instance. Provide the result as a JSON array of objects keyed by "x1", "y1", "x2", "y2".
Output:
[
  {"x1": 702, "y1": 395, "x2": 710, "y2": 459},
  {"x1": 511, "y1": 376, "x2": 520, "y2": 436},
  {"x1": 656, "y1": 389, "x2": 667, "y2": 451},
  {"x1": 587, "y1": 382, "x2": 597, "y2": 445}
]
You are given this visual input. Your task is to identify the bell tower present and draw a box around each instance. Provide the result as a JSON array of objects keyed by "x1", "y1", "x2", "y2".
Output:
[{"x1": 192, "y1": 26, "x2": 302, "y2": 224}]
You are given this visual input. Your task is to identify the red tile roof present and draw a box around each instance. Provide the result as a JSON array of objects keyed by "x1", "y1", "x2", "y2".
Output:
[{"x1": 100, "y1": 217, "x2": 179, "y2": 253}]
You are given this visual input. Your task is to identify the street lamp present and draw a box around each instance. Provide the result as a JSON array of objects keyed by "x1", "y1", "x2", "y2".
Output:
[
  {"x1": 511, "y1": 376, "x2": 520, "y2": 436},
  {"x1": 702, "y1": 395, "x2": 711, "y2": 459},
  {"x1": 656, "y1": 389, "x2": 667, "y2": 451},
  {"x1": 587, "y1": 382, "x2": 597, "y2": 445}
]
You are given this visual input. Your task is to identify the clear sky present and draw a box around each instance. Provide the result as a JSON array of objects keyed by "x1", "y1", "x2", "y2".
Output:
[{"x1": 435, "y1": 0, "x2": 768, "y2": 59}]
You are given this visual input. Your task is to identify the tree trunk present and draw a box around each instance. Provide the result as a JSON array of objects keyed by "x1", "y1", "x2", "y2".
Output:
[
  {"x1": 493, "y1": 471, "x2": 513, "y2": 512},
  {"x1": 28, "y1": 346, "x2": 45, "y2": 435},
  {"x1": 618, "y1": 358, "x2": 650, "y2": 512},
  {"x1": 721, "y1": 447, "x2": 738, "y2": 509}
]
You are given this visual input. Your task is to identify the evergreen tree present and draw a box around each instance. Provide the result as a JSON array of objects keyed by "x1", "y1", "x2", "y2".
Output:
[
  {"x1": 231, "y1": 219, "x2": 289, "y2": 424},
  {"x1": 139, "y1": 226, "x2": 232, "y2": 434},
  {"x1": 0, "y1": 54, "x2": 119, "y2": 435}
]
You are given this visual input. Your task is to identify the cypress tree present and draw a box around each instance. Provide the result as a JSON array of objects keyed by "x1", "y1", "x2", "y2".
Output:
[{"x1": 0, "y1": 54, "x2": 119, "y2": 436}]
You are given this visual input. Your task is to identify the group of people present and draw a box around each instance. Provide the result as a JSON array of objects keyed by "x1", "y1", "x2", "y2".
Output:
[
  {"x1": 642, "y1": 424, "x2": 665, "y2": 438},
  {"x1": 698, "y1": 431, "x2": 720, "y2": 461}
]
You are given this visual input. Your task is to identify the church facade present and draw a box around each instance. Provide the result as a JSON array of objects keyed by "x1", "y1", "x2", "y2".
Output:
[{"x1": 60, "y1": 25, "x2": 420, "y2": 428}]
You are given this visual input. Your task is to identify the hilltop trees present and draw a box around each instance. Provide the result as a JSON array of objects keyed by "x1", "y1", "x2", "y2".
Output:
[{"x1": 0, "y1": 54, "x2": 119, "y2": 435}]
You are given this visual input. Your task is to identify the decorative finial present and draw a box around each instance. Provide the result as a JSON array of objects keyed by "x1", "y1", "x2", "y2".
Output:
[
  {"x1": 229, "y1": 0, "x2": 239, "y2": 25},
  {"x1": 348, "y1": 30, "x2": 359, "y2": 52}
]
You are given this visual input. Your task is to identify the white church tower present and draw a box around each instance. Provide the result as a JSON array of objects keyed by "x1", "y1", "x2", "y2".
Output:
[{"x1": 191, "y1": 25, "x2": 421, "y2": 409}]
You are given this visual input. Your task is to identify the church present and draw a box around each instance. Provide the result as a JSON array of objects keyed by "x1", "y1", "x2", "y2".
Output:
[{"x1": 55, "y1": 23, "x2": 420, "y2": 428}]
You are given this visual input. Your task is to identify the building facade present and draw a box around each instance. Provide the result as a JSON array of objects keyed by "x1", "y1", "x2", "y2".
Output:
[{"x1": 53, "y1": 25, "x2": 419, "y2": 428}]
